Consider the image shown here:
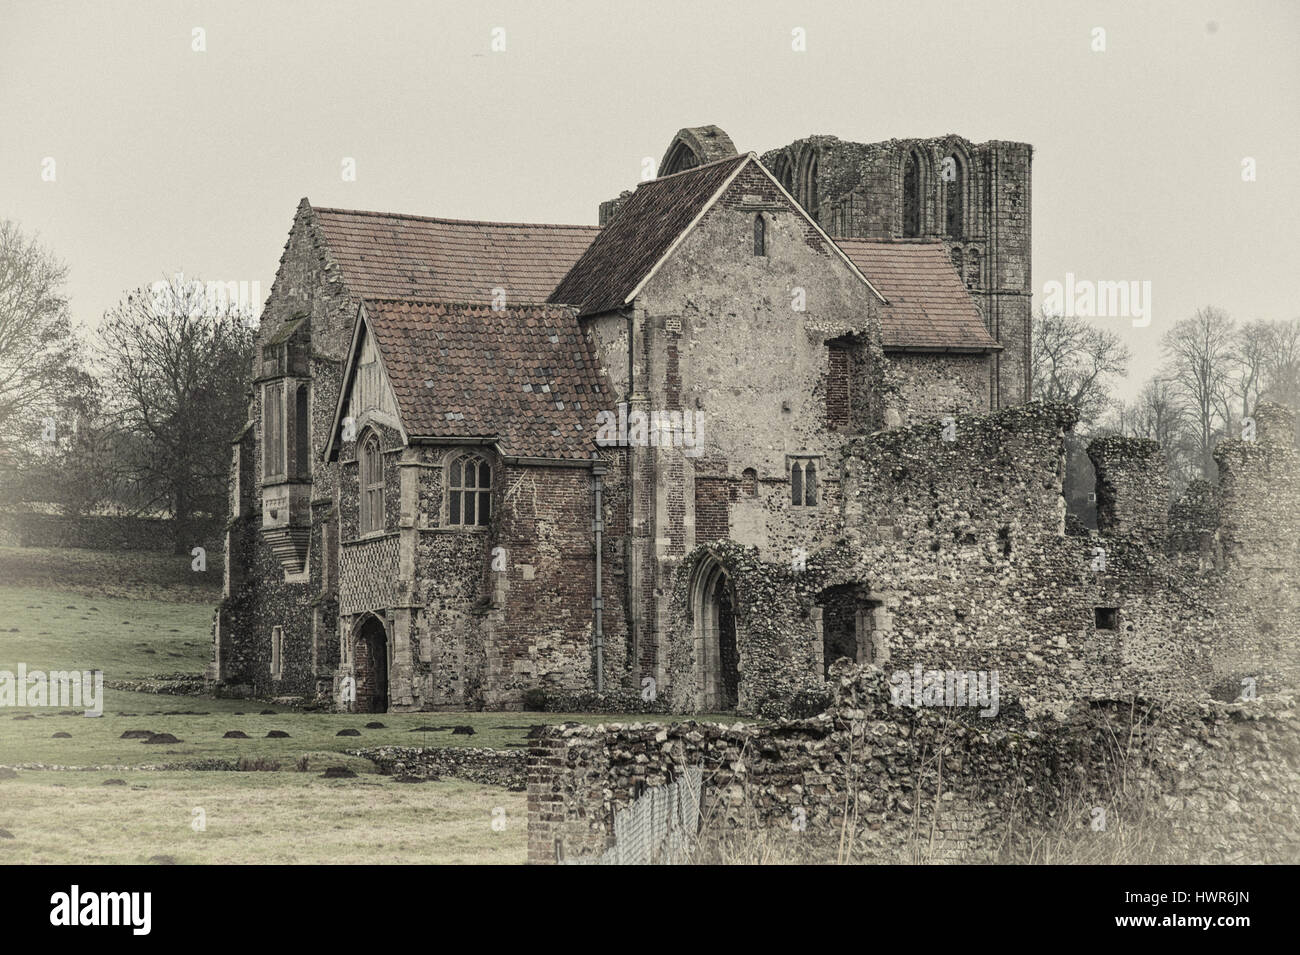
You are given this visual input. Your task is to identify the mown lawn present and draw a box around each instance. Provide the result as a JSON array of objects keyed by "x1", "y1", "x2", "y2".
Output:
[
  {"x1": 0, "y1": 584, "x2": 214, "y2": 682},
  {"x1": 0, "y1": 544, "x2": 733, "y2": 864},
  {"x1": 0, "y1": 769, "x2": 526, "y2": 864},
  {"x1": 1, "y1": 694, "x2": 706, "y2": 767}
]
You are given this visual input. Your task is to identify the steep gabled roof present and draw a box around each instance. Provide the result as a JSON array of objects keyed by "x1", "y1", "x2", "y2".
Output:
[
  {"x1": 834, "y1": 239, "x2": 1000, "y2": 352},
  {"x1": 342, "y1": 299, "x2": 609, "y2": 461},
  {"x1": 312, "y1": 207, "x2": 600, "y2": 305},
  {"x1": 549, "y1": 155, "x2": 751, "y2": 316},
  {"x1": 550, "y1": 153, "x2": 883, "y2": 317}
]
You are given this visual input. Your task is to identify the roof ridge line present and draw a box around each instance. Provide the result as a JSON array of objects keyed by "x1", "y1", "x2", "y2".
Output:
[
  {"x1": 640, "y1": 152, "x2": 750, "y2": 184},
  {"x1": 363, "y1": 297, "x2": 578, "y2": 311},
  {"x1": 312, "y1": 206, "x2": 601, "y2": 231}
]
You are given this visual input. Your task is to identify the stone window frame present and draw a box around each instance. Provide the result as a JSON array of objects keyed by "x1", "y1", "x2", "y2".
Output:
[
  {"x1": 788, "y1": 454, "x2": 822, "y2": 508},
  {"x1": 263, "y1": 380, "x2": 287, "y2": 482},
  {"x1": 358, "y1": 430, "x2": 386, "y2": 536},
  {"x1": 753, "y1": 213, "x2": 766, "y2": 257},
  {"x1": 446, "y1": 451, "x2": 492, "y2": 530}
]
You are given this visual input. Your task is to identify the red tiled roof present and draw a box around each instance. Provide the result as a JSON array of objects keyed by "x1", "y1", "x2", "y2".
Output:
[
  {"x1": 549, "y1": 155, "x2": 751, "y2": 316},
  {"x1": 834, "y1": 239, "x2": 999, "y2": 351},
  {"x1": 313, "y1": 207, "x2": 600, "y2": 305},
  {"x1": 361, "y1": 299, "x2": 609, "y2": 460}
]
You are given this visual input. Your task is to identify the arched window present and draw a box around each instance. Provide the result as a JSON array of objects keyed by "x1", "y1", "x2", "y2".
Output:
[
  {"x1": 449, "y1": 454, "x2": 491, "y2": 527},
  {"x1": 944, "y1": 154, "x2": 964, "y2": 238},
  {"x1": 790, "y1": 459, "x2": 819, "y2": 507},
  {"x1": 741, "y1": 468, "x2": 758, "y2": 496},
  {"x1": 753, "y1": 214, "x2": 766, "y2": 256},
  {"x1": 902, "y1": 151, "x2": 922, "y2": 238},
  {"x1": 359, "y1": 433, "x2": 384, "y2": 534},
  {"x1": 294, "y1": 384, "x2": 310, "y2": 479}
]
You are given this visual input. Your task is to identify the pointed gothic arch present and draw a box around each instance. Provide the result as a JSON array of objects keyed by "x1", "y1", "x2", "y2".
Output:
[
  {"x1": 690, "y1": 554, "x2": 741, "y2": 710},
  {"x1": 902, "y1": 148, "x2": 926, "y2": 237}
]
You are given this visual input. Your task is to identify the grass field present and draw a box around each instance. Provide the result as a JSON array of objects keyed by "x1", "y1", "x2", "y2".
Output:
[
  {"x1": 0, "y1": 769, "x2": 525, "y2": 864},
  {"x1": 0, "y1": 545, "x2": 714, "y2": 863}
]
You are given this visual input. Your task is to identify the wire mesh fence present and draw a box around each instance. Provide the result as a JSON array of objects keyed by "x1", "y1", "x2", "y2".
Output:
[{"x1": 560, "y1": 766, "x2": 704, "y2": 865}]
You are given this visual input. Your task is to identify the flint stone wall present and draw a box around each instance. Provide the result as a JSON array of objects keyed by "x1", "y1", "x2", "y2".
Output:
[
  {"x1": 527, "y1": 663, "x2": 1300, "y2": 864},
  {"x1": 355, "y1": 745, "x2": 526, "y2": 790}
]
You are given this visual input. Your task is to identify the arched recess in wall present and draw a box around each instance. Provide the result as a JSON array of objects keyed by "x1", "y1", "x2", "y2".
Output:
[
  {"x1": 657, "y1": 126, "x2": 739, "y2": 177},
  {"x1": 901, "y1": 147, "x2": 927, "y2": 238},
  {"x1": 943, "y1": 153, "x2": 964, "y2": 238},
  {"x1": 797, "y1": 148, "x2": 820, "y2": 221},
  {"x1": 940, "y1": 139, "x2": 974, "y2": 240},
  {"x1": 689, "y1": 554, "x2": 741, "y2": 711},
  {"x1": 770, "y1": 152, "x2": 795, "y2": 195},
  {"x1": 294, "y1": 383, "x2": 310, "y2": 479},
  {"x1": 660, "y1": 140, "x2": 700, "y2": 177},
  {"x1": 351, "y1": 612, "x2": 389, "y2": 714}
]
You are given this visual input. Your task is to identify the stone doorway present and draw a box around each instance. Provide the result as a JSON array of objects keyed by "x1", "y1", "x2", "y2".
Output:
[
  {"x1": 692, "y1": 557, "x2": 741, "y2": 711},
  {"x1": 353, "y1": 614, "x2": 389, "y2": 713}
]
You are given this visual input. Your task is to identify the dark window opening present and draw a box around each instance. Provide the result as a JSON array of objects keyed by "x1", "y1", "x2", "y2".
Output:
[
  {"x1": 741, "y1": 468, "x2": 758, "y2": 496},
  {"x1": 791, "y1": 460, "x2": 819, "y2": 507},
  {"x1": 753, "y1": 214, "x2": 766, "y2": 256},
  {"x1": 294, "y1": 385, "x2": 310, "y2": 479},
  {"x1": 902, "y1": 151, "x2": 922, "y2": 237},
  {"x1": 1095, "y1": 607, "x2": 1119, "y2": 630},
  {"x1": 944, "y1": 154, "x2": 963, "y2": 238}
]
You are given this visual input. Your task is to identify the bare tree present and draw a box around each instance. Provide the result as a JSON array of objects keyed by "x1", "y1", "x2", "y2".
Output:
[
  {"x1": 0, "y1": 221, "x2": 84, "y2": 482},
  {"x1": 97, "y1": 275, "x2": 255, "y2": 551},
  {"x1": 1162, "y1": 307, "x2": 1235, "y2": 480},
  {"x1": 1031, "y1": 308, "x2": 1130, "y2": 428},
  {"x1": 1221, "y1": 319, "x2": 1273, "y2": 432},
  {"x1": 1261, "y1": 317, "x2": 1300, "y2": 411}
]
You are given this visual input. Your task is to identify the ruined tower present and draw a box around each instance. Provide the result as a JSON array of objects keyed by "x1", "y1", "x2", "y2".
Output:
[{"x1": 761, "y1": 135, "x2": 1033, "y2": 409}]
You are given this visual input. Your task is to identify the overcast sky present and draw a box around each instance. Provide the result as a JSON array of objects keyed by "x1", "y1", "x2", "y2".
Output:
[{"x1": 3, "y1": 0, "x2": 1297, "y2": 399}]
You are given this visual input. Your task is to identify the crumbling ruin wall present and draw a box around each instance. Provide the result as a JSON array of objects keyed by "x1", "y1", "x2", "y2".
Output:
[
  {"x1": 832, "y1": 400, "x2": 1258, "y2": 712},
  {"x1": 836, "y1": 402, "x2": 1201, "y2": 713},
  {"x1": 1208, "y1": 402, "x2": 1300, "y2": 696},
  {"x1": 652, "y1": 399, "x2": 1296, "y2": 718},
  {"x1": 527, "y1": 663, "x2": 1300, "y2": 865}
]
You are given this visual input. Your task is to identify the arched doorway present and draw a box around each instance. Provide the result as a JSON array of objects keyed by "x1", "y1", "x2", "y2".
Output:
[
  {"x1": 353, "y1": 615, "x2": 389, "y2": 713},
  {"x1": 691, "y1": 557, "x2": 741, "y2": 710}
]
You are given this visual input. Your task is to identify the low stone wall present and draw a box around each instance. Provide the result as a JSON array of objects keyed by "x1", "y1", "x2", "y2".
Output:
[
  {"x1": 527, "y1": 663, "x2": 1300, "y2": 864},
  {"x1": 353, "y1": 746, "x2": 526, "y2": 791}
]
